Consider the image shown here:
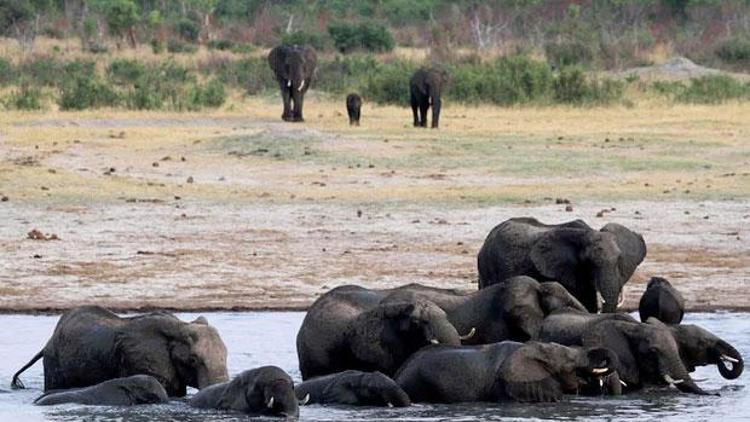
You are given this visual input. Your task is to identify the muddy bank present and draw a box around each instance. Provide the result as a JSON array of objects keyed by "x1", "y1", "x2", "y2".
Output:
[{"x1": 1, "y1": 200, "x2": 747, "y2": 313}]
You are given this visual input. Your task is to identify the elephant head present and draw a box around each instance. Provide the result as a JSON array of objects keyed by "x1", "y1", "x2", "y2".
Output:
[
  {"x1": 667, "y1": 322, "x2": 744, "y2": 380},
  {"x1": 350, "y1": 299, "x2": 461, "y2": 375},
  {"x1": 538, "y1": 281, "x2": 588, "y2": 314},
  {"x1": 530, "y1": 223, "x2": 646, "y2": 313},
  {"x1": 498, "y1": 342, "x2": 618, "y2": 402},
  {"x1": 219, "y1": 367, "x2": 298, "y2": 418},
  {"x1": 115, "y1": 315, "x2": 228, "y2": 396},
  {"x1": 584, "y1": 319, "x2": 711, "y2": 395},
  {"x1": 268, "y1": 45, "x2": 317, "y2": 91},
  {"x1": 639, "y1": 277, "x2": 685, "y2": 324}
]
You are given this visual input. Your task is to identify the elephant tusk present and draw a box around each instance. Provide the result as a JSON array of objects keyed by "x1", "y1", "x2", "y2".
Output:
[
  {"x1": 287, "y1": 81, "x2": 292, "y2": 88},
  {"x1": 267, "y1": 396, "x2": 274, "y2": 408},
  {"x1": 387, "y1": 402, "x2": 394, "y2": 408},
  {"x1": 721, "y1": 355, "x2": 740, "y2": 363},
  {"x1": 692, "y1": 378, "x2": 708, "y2": 382},
  {"x1": 663, "y1": 375, "x2": 684, "y2": 385},
  {"x1": 300, "y1": 393, "x2": 310, "y2": 405},
  {"x1": 459, "y1": 327, "x2": 477, "y2": 341},
  {"x1": 617, "y1": 291, "x2": 625, "y2": 308},
  {"x1": 620, "y1": 380, "x2": 628, "y2": 387},
  {"x1": 298, "y1": 80, "x2": 305, "y2": 91},
  {"x1": 430, "y1": 339, "x2": 440, "y2": 345},
  {"x1": 599, "y1": 378, "x2": 604, "y2": 388},
  {"x1": 592, "y1": 368, "x2": 609, "y2": 374}
]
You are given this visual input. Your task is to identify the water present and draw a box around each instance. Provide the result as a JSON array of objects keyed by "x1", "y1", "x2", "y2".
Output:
[{"x1": 0, "y1": 312, "x2": 747, "y2": 421}]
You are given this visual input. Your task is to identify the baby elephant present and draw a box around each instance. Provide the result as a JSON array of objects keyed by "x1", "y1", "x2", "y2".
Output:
[
  {"x1": 395, "y1": 341, "x2": 618, "y2": 403},
  {"x1": 639, "y1": 277, "x2": 685, "y2": 324},
  {"x1": 189, "y1": 366, "x2": 298, "y2": 418},
  {"x1": 346, "y1": 93, "x2": 362, "y2": 126},
  {"x1": 34, "y1": 375, "x2": 168, "y2": 406},
  {"x1": 295, "y1": 370, "x2": 410, "y2": 407}
]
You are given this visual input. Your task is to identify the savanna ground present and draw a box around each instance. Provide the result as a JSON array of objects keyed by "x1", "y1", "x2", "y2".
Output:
[{"x1": 1, "y1": 95, "x2": 748, "y2": 312}]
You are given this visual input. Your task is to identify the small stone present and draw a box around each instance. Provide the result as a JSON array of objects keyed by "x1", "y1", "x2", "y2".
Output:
[
  {"x1": 357, "y1": 210, "x2": 362, "y2": 218},
  {"x1": 186, "y1": 176, "x2": 194, "y2": 183},
  {"x1": 152, "y1": 162, "x2": 159, "y2": 167},
  {"x1": 565, "y1": 205, "x2": 573, "y2": 212}
]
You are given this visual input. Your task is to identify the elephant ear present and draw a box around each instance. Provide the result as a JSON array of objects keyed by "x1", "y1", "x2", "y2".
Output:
[
  {"x1": 539, "y1": 282, "x2": 587, "y2": 313},
  {"x1": 498, "y1": 345, "x2": 564, "y2": 402},
  {"x1": 600, "y1": 223, "x2": 646, "y2": 281},
  {"x1": 583, "y1": 321, "x2": 640, "y2": 386},
  {"x1": 530, "y1": 229, "x2": 582, "y2": 289},
  {"x1": 113, "y1": 323, "x2": 176, "y2": 386}
]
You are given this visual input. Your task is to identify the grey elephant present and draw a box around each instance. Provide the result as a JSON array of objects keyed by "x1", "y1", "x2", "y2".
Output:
[
  {"x1": 395, "y1": 341, "x2": 618, "y2": 403},
  {"x1": 295, "y1": 370, "x2": 410, "y2": 407},
  {"x1": 346, "y1": 93, "x2": 362, "y2": 126},
  {"x1": 11, "y1": 306, "x2": 228, "y2": 396},
  {"x1": 268, "y1": 44, "x2": 317, "y2": 122},
  {"x1": 478, "y1": 218, "x2": 647, "y2": 313},
  {"x1": 410, "y1": 67, "x2": 449, "y2": 128},
  {"x1": 539, "y1": 312, "x2": 711, "y2": 394},
  {"x1": 33, "y1": 375, "x2": 168, "y2": 406},
  {"x1": 297, "y1": 286, "x2": 461, "y2": 379},
  {"x1": 189, "y1": 366, "x2": 298, "y2": 418},
  {"x1": 639, "y1": 277, "x2": 685, "y2": 324}
]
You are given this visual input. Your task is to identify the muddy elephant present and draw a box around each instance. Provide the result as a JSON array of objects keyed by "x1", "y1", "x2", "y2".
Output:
[
  {"x1": 639, "y1": 277, "x2": 685, "y2": 324},
  {"x1": 295, "y1": 370, "x2": 410, "y2": 407},
  {"x1": 478, "y1": 218, "x2": 647, "y2": 313},
  {"x1": 34, "y1": 375, "x2": 168, "y2": 406},
  {"x1": 395, "y1": 341, "x2": 618, "y2": 403},
  {"x1": 346, "y1": 93, "x2": 362, "y2": 126},
  {"x1": 11, "y1": 306, "x2": 228, "y2": 396},
  {"x1": 297, "y1": 286, "x2": 461, "y2": 379},
  {"x1": 189, "y1": 366, "x2": 298, "y2": 418},
  {"x1": 539, "y1": 312, "x2": 711, "y2": 394},
  {"x1": 268, "y1": 44, "x2": 317, "y2": 122},
  {"x1": 410, "y1": 67, "x2": 449, "y2": 128}
]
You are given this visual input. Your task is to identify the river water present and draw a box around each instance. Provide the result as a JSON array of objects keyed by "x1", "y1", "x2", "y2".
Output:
[{"x1": 0, "y1": 311, "x2": 746, "y2": 421}]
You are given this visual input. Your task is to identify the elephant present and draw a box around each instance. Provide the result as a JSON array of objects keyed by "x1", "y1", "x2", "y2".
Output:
[
  {"x1": 33, "y1": 375, "x2": 168, "y2": 406},
  {"x1": 410, "y1": 67, "x2": 449, "y2": 128},
  {"x1": 295, "y1": 370, "x2": 410, "y2": 407},
  {"x1": 189, "y1": 366, "x2": 298, "y2": 418},
  {"x1": 394, "y1": 341, "x2": 618, "y2": 403},
  {"x1": 297, "y1": 286, "x2": 461, "y2": 379},
  {"x1": 477, "y1": 217, "x2": 647, "y2": 313},
  {"x1": 539, "y1": 311, "x2": 711, "y2": 394},
  {"x1": 639, "y1": 277, "x2": 685, "y2": 324},
  {"x1": 268, "y1": 44, "x2": 317, "y2": 122},
  {"x1": 346, "y1": 93, "x2": 362, "y2": 126},
  {"x1": 11, "y1": 306, "x2": 228, "y2": 396}
]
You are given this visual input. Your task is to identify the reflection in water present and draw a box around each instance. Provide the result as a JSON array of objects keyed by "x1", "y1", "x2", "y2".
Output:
[{"x1": 0, "y1": 312, "x2": 746, "y2": 421}]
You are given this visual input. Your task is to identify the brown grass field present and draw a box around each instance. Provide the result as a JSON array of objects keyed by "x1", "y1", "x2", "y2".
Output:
[{"x1": 1, "y1": 95, "x2": 749, "y2": 312}]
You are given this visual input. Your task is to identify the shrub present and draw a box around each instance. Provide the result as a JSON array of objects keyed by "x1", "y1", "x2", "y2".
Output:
[
  {"x1": 175, "y1": 18, "x2": 200, "y2": 42},
  {"x1": 314, "y1": 54, "x2": 379, "y2": 94},
  {"x1": 59, "y1": 75, "x2": 120, "y2": 110},
  {"x1": 545, "y1": 40, "x2": 595, "y2": 68},
  {"x1": 207, "y1": 39, "x2": 234, "y2": 50},
  {"x1": 23, "y1": 57, "x2": 63, "y2": 86},
  {"x1": 554, "y1": 67, "x2": 624, "y2": 105},
  {"x1": 214, "y1": 57, "x2": 275, "y2": 94},
  {"x1": 363, "y1": 60, "x2": 416, "y2": 105},
  {"x1": 108, "y1": 59, "x2": 147, "y2": 85},
  {"x1": 187, "y1": 78, "x2": 226, "y2": 109},
  {"x1": 167, "y1": 39, "x2": 198, "y2": 53},
  {"x1": 281, "y1": 31, "x2": 325, "y2": 50},
  {"x1": 328, "y1": 21, "x2": 395, "y2": 53},
  {"x1": 229, "y1": 43, "x2": 255, "y2": 54},
  {"x1": 715, "y1": 38, "x2": 750, "y2": 66},
  {"x1": 0, "y1": 58, "x2": 14, "y2": 85},
  {"x1": 5, "y1": 84, "x2": 44, "y2": 110},
  {"x1": 150, "y1": 38, "x2": 165, "y2": 54},
  {"x1": 676, "y1": 75, "x2": 749, "y2": 104}
]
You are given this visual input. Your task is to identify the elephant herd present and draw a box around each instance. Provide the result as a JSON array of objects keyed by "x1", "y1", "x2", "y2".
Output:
[
  {"x1": 268, "y1": 44, "x2": 447, "y2": 128},
  {"x1": 9, "y1": 217, "x2": 744, "y2": 417}
]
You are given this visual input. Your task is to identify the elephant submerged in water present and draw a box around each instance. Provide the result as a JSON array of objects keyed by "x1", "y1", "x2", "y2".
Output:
[
  {"x1": 34, "y1": 375, "x2": 168, "y2": 406},
  {"x1": 189, "y1": 366, "x2": 299, "y2": 418},
  {"x1": 394, "y1": 341, "x2": 618, "y2": 403},
  {"x1": 11, "y1": 306, "x2": 228, "y2": 396},
  {"x1": 297, "y1": 286, "x2": 461, "y2": 379},
  {"x1": 268, "y1": 44, "x2": 317, "y2": 122},
  {"x1": 478, "y1": 218, "x2": 646, "y2": 313},
  {"x1": 295, "y1": 370, "x2": 410, "y2": 407}
]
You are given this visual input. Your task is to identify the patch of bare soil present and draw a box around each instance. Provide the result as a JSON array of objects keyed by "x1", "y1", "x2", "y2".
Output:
[
  {"x1": 616, "y1": 57, "x2": 750, "y2": 81},
  {"x1": 0, "y1": 200, "x2": 747, "y2": 312}
]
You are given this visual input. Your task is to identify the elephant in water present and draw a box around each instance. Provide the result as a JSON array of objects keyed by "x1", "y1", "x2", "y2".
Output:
[
  {"x1": 34, "y1": 375, "x2": 168, "y2": 406},
  {"x1": 268, "y1": 44, "x2": 317, "y2": 122},
  {"x1": 297, "y1": 286, "x2": 461, "y2": 379},
  {"x1": 189, "y1": 366, "x2": 298, "y2": 418},
  {"x1": 639, "y1": 277, "x2": 685, "y2": 324},
  {"x1": 410, "y1": 67, "x2": 449, "y2": 128},
  {"x1": 295, "y1": 370, "x2": 410, "y2": 407},
  {"x1": 478, "y1": 217, "x2": 646, "y2": 313},
  {"x1": 11, "y1": 306, "x2": 228, "y2": 396},
  {"x1": 394, "y1": 341, "x2": 618, "y2": 403}
]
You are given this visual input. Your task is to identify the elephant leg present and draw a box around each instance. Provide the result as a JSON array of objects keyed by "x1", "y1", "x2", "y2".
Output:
[
  {"x1": 280, "y1": 83, "x2": 292, "y2": 121},
  {"x1": 431, "y1": 97, "x2": 441, "y2": 129},
  {"x1": 411, "y1": 94, "x2": 420, "y2": 127},
  {"x1": 292, "y1": 90, "x2": 305, "y2": 122},
  {"x1": 419, "y1": 102, "x2": 429, "y2": 128}
]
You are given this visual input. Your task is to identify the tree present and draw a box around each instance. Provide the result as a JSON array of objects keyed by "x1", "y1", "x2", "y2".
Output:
[
  {"x1": 98, "y1": 0, "x2": 139, "y2": 48},
  {"x1": 0, "y1": 0, "x2": 53, "y2": 50}
]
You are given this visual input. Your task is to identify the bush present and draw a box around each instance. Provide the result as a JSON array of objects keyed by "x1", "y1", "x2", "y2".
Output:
[
  {"x1": 167, "y1": 39, "x2": 198, "y2": 53},
  {"x1": 23, "y1": 57, "x2": 63, "y2": 87},
  {"x1": 207, "y1": 39, "x2": 234, "y2": 50},
  {"x1": 0, "y1": 58, "x2": 14, "y2": 85},
  {"x1": 314, "y1": 54, "x2": 379, "y2": 94},
  {"x1": 715, "y1": 38, "x2": 750, "y2": 66},
  {"x1": 150, "y1": 38, "x2": 165, "y2": 54},
  {"x1": 545, "y1": 40, "x2": 595, "y2": 68},
  {"x1": 676, "y1": 75, "x2": 749, "y2": 104},
  {"x1": 187, "y1": 78, "x2": 226, "y2": 109},
  {"x1": 281, "y1": 31, "x2": 325, "y2": 50},
  {"x1": 59, "y1": 75, "x2": 120, "y2": 110},
  {"x1": 214, "y1": 57, "x2": 275, "y2": 94},
  {"x1": 554, "y1": 67, "x2": 624, "y2": 105},
  {"x1": 5, "y1": 84, "x2": 44, "y2": 110},
  {"x1": 328, "y1": 22, "x2": 395, "y2": 53},
  {"x1": 175, "y1": 18, "x2": 200, "y2": 42},
  {"x1": 108, "y1": 59, "x2": 147, "y2": 85},
  {"x1": 363, "y1": 60, "x2": 416, "y2": 105},
  {"x1": 229, "y1": 43, "x2": 255, "y2": 54}
]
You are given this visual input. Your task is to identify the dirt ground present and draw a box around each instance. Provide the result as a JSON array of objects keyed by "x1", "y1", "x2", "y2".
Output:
[{"x1": 1, "y1": 99, "x2": 748, "y2": 312}]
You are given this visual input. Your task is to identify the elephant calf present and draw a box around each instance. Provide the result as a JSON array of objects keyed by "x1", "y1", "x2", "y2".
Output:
[
  {"x1": 639, "y1": 277, "x2": 685, "y2": 324},
  {"x1": 394, "y1": 341, "x2": 618, "y2": 403},
  {"x1": 346, "y1": 93, "x2": 362, "y2": 126},
  {"x1": 189, "y1": 366, "x2": 298, "y2": 418},
  {"x1": 34, "y1": 375, "x2": 168, "y2": 406},
  {"x1": 295, "y1": 370, "x2": 410, "y2": 407}
]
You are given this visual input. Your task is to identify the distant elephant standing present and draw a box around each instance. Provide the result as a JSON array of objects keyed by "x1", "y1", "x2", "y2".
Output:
[
  {"x1": 478, "y1": 218, "x2": 647, "y2": 313},
  {"x1": 189, "y1": 366, "x2": 298, "y2": 418},
  {"x1": 297, "y1": 286, "x2": 461, "y2": 379},
  {"x1": 11, "y1": 306, "x2": 228, "y2": 396},
  {"x1": 410, "y1": 67, "x2": 449, "y2": 128},
  {"x1": 395, "y1": 341, "x2": 618, "y2": 403},
  {"x1": 268, "y1": 44, "x2": 317, "y2": 122},
  {"x1": 346, "y1": 93, "x2": 362, "y2": 126},
  {"x1": 295, "y1": 370, "x2": 410, "y2": 407},
  {"x1": 639, "y1": 277, "x2": 685, "y2": 323},
  {"x1": 34, "y1": 375, "x2": 168, "y2": 406}
]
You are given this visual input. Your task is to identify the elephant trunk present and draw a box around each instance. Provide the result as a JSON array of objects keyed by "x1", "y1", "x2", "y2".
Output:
[
  {"x1": 594, "y1": 270, "x2": 621, "y2": 313},
  {"x1": 715, "y1": 341, "x2": 744, "y2": 379},
  {"x1": 661, "y1": 357, "x2": 712, "y2": 395},
  {"x1": 674, "y1": 377, "x2": 712, "y2": 395}
]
